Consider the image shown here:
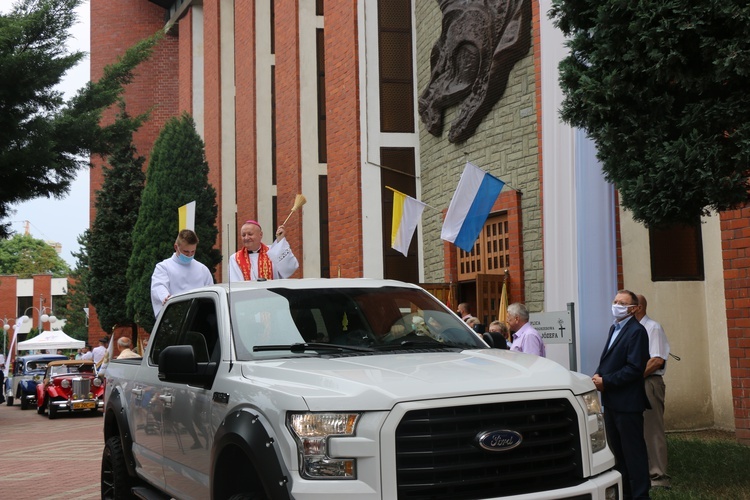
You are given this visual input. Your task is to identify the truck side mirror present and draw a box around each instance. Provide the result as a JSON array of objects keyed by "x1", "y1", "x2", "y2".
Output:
[{"x1": 158, "y1": 345, "x2": 206, "y2": 385}]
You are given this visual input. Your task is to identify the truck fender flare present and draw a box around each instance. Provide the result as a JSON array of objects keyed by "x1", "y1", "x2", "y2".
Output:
[
  {"x1": 212, "y1": 409, "x2": 292, "y2": 500},
  {"x1": 104, "y1": 388, "x2": 138, "y2": 477}
]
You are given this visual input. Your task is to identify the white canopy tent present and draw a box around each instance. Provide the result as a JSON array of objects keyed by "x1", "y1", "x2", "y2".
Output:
[{"x1": 17, "y1": 330, "x2": 84, "y2": 351}]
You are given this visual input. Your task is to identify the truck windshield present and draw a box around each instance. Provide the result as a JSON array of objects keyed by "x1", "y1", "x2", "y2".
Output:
[{"x1": 229, "y1": 286, "x2": 484, "y2": 360}]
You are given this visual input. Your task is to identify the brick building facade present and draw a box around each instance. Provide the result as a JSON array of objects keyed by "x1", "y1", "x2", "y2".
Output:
[{"x1": 87, "y1": 0, "x2": 748, "y2": 443}]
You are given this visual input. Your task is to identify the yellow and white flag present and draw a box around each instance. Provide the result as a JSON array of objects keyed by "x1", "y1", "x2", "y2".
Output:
[
  {"x1": 178, "y1": 201, "x2": 196, "y2": 231},
  {"x1": 391, "y1": 189, "x2": 425, "y2": 257}
]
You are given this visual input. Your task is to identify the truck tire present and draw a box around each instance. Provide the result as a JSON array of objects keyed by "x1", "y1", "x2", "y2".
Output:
[
  {"x1": 228, "y1": 494, "x2": 267, "y2": 500},
  {"x1": 101, "y1": 436, "x2": 136, "y2": 500}
]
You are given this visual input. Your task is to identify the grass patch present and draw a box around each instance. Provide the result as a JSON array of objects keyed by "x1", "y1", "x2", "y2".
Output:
[{"x1": 650, "y1": 430, "x2": 750, "y2": 500}]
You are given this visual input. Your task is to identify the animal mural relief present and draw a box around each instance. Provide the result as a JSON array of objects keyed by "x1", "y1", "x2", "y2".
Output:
[{"x1": 419, "y1": 0, "x2": 532, "y2": 143}]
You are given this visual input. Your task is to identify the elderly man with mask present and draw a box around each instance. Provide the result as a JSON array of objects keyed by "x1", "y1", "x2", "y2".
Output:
[{"x1": 229, "y1": 220, "x2": 299, "y2": 282}]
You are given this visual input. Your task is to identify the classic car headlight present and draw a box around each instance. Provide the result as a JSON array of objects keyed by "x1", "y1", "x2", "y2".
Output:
[
  {"x1": 287, "y1": 412, "x2": 359, "y2": 479},
  {"x1": 92, "y1": 378, "x2": 103, "y2": 387},
  {"x1": 582, "y1": 390, "x2": 607, "y2": 453},
  {"x1": 61, "y1": 379, "x2": 71, "y2": 389}
]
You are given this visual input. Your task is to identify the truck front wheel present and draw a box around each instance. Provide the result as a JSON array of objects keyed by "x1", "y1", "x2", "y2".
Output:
[{"x1": 101, "y1": 436, "x2": 136, "y2": 500}]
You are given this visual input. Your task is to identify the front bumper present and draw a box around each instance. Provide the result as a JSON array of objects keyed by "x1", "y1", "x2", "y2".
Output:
[{"x1": 49, "y1": 398, "x2": 104, "y2": 412}]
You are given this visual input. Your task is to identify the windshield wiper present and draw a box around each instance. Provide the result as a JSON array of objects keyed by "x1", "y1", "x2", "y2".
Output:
[{"x1": 254, "y1": 343, "x2": 375, "y2": 353}]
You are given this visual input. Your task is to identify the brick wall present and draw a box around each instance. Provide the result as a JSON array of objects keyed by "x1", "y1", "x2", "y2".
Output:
[
  {"x1": 89, "y1": 0, "x2": 179, "y2": 344},
  {"x1": 415, "y1": 1, "x2": 542, "y2": 310},
  {"x1": 324, "y1": 1, "x2": 363, "y2": 277},
  {"x1": 720, "y1": 207, "x2": 750, "y2": 445},
  {"x1": 0, "y1": 276, "x2": 18, "y2": 328}
]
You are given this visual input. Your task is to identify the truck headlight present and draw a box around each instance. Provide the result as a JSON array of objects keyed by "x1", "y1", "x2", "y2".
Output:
[
  {"x1": 287, "y1": 412, "x2": 359, "y2": 479},
  {"x1": 582, "y1": 391, "x2": 607, "y2": 453}
]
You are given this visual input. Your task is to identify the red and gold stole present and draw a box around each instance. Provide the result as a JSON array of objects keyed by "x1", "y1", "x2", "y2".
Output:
[{"x1": 235, "y1": 244, "x2": 274, "y2": 280}]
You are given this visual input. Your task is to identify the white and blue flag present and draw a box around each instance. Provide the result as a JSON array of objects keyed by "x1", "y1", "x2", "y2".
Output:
[{"x1": 441, "y1": 162, "x2": 505, "y2": 253}]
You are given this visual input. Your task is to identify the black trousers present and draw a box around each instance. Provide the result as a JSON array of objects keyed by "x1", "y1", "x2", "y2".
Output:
[{"x1": 604, "y1": 409, "x2": 650, "y2": 500}]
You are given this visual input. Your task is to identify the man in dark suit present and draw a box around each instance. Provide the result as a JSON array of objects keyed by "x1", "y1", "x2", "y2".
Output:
[{"x1": 593, "y1": 290, "x2": 651, "y2": 500}]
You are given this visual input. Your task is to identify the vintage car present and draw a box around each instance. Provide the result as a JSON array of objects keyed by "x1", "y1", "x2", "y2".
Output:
[
  {"x1": 36, "y1": 359, "x2": 105, "y2": 419},
  {"x1": 4, "y1": 354, "x2": 67, "y2": 409}
]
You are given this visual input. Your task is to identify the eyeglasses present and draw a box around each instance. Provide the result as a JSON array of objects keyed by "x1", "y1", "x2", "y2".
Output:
[{"x1": 612, "y1": 301, "x2": 636, "y2": 307}]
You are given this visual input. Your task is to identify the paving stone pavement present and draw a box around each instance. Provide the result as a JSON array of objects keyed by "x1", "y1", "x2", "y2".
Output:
[{"x1": 0, "y1": 400, "x2": 103, "y2": 499}]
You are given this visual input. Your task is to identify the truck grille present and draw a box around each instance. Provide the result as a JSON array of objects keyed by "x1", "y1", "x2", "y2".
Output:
[
  {"x1": 395, "y1": 398, "x2": 584, "y2": 499},
  {"x1": 72, "y1": 378, "x2": 91, "y2": 396}
]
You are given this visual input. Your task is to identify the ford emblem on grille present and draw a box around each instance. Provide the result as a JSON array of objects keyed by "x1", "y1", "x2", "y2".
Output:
[{"x1": 476, "y1": 430, "x2": 523, "y2": 451}]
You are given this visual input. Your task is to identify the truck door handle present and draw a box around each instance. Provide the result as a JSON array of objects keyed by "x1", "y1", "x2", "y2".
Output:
[
  {"x1": 159, "y1": 394, "x2": 173, "y2": 407},
  {"x1": 132, "y1": 388, "x2": 143, "y2": 396}
]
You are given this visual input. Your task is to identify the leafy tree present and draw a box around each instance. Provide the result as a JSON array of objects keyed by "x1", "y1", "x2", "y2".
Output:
[
  {"x1": 126, "y1": 113, "x2": 221, "y2": 331},
  {"x1": 0, "y1": 0, "x2": 161, "y2": 238},
  {"x1": 89, "y1": 113, "x2": 145, "y2": 332},
  {"x1": 54, "y1": 231, "x2": 90, "y2": 341},
  {"x1": 0, "y1": 233, "x2": 70, "y2": 277},
  {"x1": 549, "y1": 1, "x2": 750, "y2": 227}
]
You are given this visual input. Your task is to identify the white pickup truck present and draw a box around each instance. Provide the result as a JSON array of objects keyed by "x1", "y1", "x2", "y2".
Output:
[{"x1": 101, "y1": 279, "x2": 620, "y2": 500}]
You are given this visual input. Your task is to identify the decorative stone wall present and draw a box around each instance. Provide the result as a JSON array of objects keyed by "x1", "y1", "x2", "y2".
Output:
[{"x1": 414, "y1": 1, "x2": 543, "y2": 309}]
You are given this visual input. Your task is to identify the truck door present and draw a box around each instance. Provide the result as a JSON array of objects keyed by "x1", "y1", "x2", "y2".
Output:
[
  {"x1": 131, "y1": 300, "x2": 192, "y2": 491},
  {"x1": 157, "y1": 297, "x2": 220, "y2": 500}
]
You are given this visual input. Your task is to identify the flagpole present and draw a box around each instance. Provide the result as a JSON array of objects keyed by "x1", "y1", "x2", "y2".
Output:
[{"x1": 384, "y1": 186, "x2": 442, "y2": 213}]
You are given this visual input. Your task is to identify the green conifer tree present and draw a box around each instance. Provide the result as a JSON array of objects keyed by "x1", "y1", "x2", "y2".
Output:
[
  {"x1": 550, "y1": 1, "x2": 750, "y2": 227},
  {"x1": 89, "y1": 115, "x2": 146, "y2": 332},
  {"x1": 0, "y1": 0, "x2": 162, "y2": 238},
  {"x1": 126, "y1": 113, "x2": 221, "y2": 330}
]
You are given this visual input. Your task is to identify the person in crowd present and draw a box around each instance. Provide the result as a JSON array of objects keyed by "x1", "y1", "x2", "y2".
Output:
[
  {"x1": 151, "y1": 229, "x2": 214, "y2": 317},
  {"x1": 92, "y1": 338, "x2": 108, "y2": 366},
  {"x1": 457, "y1": 303, "x2": 472, "y2": 322},
  {"x1": 592, "y1": 289, "x2": 651, "y2": 500},
  {"x1": 116, "y1": 337, "x2": 141, "y2": 359},
  {"x1": 81, "y1": 345, "x2": 93, "y2": 361},
  {"x1": 635, "y1": 294, "x2": 671, "y2": 490},
  {"x1": 507, "y1": 303, "x2": 546, "y2": 357},
  {"x1": 487, "y1": 320, "x2": 511, "y2": 349},
  {"x1": 228, "y1": 220, "x2": 299, "y2": 281}
]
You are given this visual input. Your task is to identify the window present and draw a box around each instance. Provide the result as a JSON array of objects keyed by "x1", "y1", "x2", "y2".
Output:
[
  {"x1": 150, "y1": 300, "x2": 190, "y2": 365},
  {"x1": 649, "y1": 221, "x2": 704, "y2": 281},
  {"x1": 458, "y1": 213, "x2": 510, "y2": 281}
]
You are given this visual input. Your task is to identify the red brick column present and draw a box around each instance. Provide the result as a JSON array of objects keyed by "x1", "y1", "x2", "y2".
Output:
[
  {"x1": 178, "y1": 8, "x2": 193, "y2": 114},
  {"x1": 720, "y1": 206, "x2": 750, "y2": 445},
  {"x1": 325, "y1": 1, "x2": 362, "y2": 277},
  {"x1": 234, "y1": 3, "x2": 258, "y2": 240},
  {"x1": 202, "y1": 0, "x2": 223, "y2": 224},
  {"x1": 274, "y1": 0, "x2": 303, "y2": 275}
]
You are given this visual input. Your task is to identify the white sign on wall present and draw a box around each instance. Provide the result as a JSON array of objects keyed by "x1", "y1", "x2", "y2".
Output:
[{"x1": 529, "y1": 310, "x2": 572, "y2": 344}]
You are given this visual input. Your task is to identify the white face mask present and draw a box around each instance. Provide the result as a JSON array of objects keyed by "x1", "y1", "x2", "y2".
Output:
[{"x1": 611, "y1": 303, "x2": 633, "y2": 320}]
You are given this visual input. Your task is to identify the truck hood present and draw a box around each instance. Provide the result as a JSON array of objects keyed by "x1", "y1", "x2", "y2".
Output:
[{"x1": 240, "y1": 349, "x2": 593, "y2": 411}]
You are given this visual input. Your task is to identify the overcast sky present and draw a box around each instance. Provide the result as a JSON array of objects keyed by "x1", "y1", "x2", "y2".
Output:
[{"x1": 4, "y1": 1, "x2": 91, "y2": 266}]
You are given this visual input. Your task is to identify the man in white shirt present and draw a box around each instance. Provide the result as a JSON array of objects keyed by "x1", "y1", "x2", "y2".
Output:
[
  {"x1": 151, "y1": 229, "x2": 215, "y2": 317},
  {"x1": 635, "y1": 294, "x2": 671, "y2": 490},
  {"x1": 229, "y1": 220, "x2": 299, "y2": 281},
  {"x1": 92, "y1": 338, "x2": 108, "y2": 366}
]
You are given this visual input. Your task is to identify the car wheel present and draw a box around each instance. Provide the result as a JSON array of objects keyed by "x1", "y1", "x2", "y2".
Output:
[
  {"x1": 6, "y1": 396, "x2": 13, "y2": 406},
  {"x1": 48, "y1": 400, "x2": 58, "y2": 420},
  {"x1": 37, "y1": 396, "x2": 47, "y2": 415},
  {"x1": 20, "y1": 395, "x2": 29, "y2": 410},
  {"x1": 101, "y1": 436, "x2": 136, "y2": 500}
]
